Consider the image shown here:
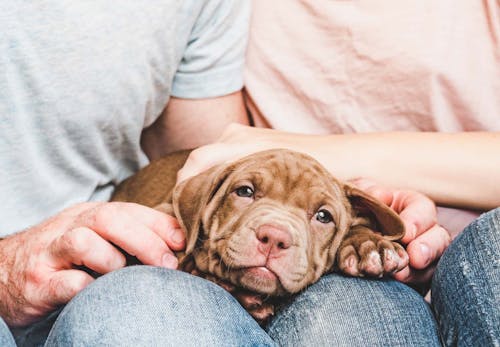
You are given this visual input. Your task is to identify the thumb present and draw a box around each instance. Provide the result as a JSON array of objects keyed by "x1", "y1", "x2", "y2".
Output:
[
  {"x1": 348, "y1": 178, "x2": 394, "y2": 206},
  {"x1": 395, "y1": 192, "x2": 437, "y2": 244},
  {"x1": 46, "y1": 270, "x2": 94, "y2": 306}
]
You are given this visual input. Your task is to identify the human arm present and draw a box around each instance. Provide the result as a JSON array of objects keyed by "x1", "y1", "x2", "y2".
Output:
[
  {"x1": 0, "y1": 202, "x2": 185, "y2": 327},
  {"x1": 177, "y1": 125, "x2": 498, "y2": 287},
  {"x1": 0, "y1": 1, "x2": 248, "y2": 326},
  {"x1": 141, "y1": 91, "x2": 249, "y2": 160},
  {"x1": 141, "y1": 0, "x2": 250, "y2": 159},
  {"x1": 178, "y1": 124, "x2": 500, "y2": 210},
  {"x1": 0, "y1": 71, "x2": 249, "y2": 330}
]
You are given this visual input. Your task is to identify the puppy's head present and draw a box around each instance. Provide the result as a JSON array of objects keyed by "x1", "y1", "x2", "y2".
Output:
[{"x1": 173, "y1": 149, "x2": 403, "y2": 296}]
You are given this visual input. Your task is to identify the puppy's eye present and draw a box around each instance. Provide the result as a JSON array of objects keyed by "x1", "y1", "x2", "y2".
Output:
[
  {"x1": 315, "y1": 209, "x2": 333, "y2": 224},
  {"x1": 235, "y1": 185, "x2": 254, "y2": 198}
]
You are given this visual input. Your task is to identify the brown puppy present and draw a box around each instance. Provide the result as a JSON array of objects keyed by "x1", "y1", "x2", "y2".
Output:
[{"x1": 112, "y1": 149, "x2": 408, "y2": 322}]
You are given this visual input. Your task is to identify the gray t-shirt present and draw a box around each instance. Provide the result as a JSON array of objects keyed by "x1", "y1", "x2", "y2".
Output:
[{"x1": 0, "y1": 0, "x2": 250, "y2": 236}]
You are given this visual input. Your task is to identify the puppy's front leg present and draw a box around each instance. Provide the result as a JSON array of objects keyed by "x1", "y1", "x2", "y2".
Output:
[
  {"x1": 186, "y1": 268, "x2": 275, "y2": 325},
  {"x1": 337, "y1": 226, "x2": 409, "y2": 277},
  {"x1": 232, "y1": 291, "x2": 275, "y2": 326}
]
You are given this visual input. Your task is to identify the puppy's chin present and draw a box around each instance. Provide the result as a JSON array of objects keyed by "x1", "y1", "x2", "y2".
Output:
[{"x1": 239, "y1": 267, "x2": 286, "y2": 296}]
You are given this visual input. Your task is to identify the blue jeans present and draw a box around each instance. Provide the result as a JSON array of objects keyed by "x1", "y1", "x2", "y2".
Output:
[{"x1": 2, "y1": 208, "x2": 499, "y2": 346}]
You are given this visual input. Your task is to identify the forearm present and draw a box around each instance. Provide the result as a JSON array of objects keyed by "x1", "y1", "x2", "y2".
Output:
[
  {"x1": 179, "y1": 125, "x2": 499, "y2": 210},
  {"x1": 292, "y1": 131, "x2": 500, "y2": 210},
  {"x1": 142, "y1": 91, "x2": 249, "y2": 160}
]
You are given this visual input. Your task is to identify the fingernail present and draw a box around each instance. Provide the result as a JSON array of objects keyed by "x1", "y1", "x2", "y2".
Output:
[
  {"x1": 419, "y1": 243, "x2": 431, "y2": 267},
  {"x1": 172, "y1": 228, "x2": 185, "y2": 245},
  {"x1": 162, "y1": 253, "x2": 178, "y2": 269}
]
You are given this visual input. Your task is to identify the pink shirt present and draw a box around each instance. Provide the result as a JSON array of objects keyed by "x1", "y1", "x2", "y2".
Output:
[
  {"x1": 245, "y1": 0, "x2": 500, "y2": 133},
  {"x1": 244, "y1": 0, "x2": 500, "y2": 233}
]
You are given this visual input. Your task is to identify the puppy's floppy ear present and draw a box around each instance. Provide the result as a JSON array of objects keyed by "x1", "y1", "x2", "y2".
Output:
[
  {"x1": 172, "y1": 164, "x2": 231, "y2": 255},
  {"x1": 344, "y1": 184, "x2": 405, "y2": 240}
]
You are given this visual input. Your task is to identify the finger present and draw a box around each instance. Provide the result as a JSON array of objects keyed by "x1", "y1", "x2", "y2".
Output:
[
  {"x1": 49, "y1": 227, "x2": 126, "y2": 274},
  {"x1": 392, "y1": 263, "x2": 436, "y2": 286},
  {"x1": 176, "y1": 145, "x2": 221, "y2": 183},
  {"x1": 349, "y1": 179, "x2": 395, "y2": 206},
  {"x1": 350, "y1": 180, "x2": 438, "y2": 244},
  {"x1": 406, "y1": 224, "x2": 451, "y2": 269},
  {"x1": 115, "y1": 203, "x2": 186, "y2": 251},
  {"x1": 46, "y1": 269, "x2": 94, "y2": 306},
  {"x1": 392, "y1": 191, "x2": 437, "y2": 244},
  {"x1": 81, "y1": 203, "x2": 180, "y2": 268},
  {"x1": 177, "y1": 142, "x2": 259, "y2": 184}
]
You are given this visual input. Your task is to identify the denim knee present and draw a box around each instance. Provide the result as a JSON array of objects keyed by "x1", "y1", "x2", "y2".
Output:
[
  {"x1": 46, "y1": 266, "x2": 274, "y2": 347},
  {"x1": 432, "y1": 208, "x2": 500, "y2": 347},
  {"x1": 267, "y1": 273, "x2": 440, "y2": 347}
]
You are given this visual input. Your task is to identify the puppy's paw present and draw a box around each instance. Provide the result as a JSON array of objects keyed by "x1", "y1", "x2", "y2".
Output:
[
  {"x1": 232, "y1": 290, "x2": 275, "y2": 325},
  {"x1": 337, "y1": 229, "x2": 408, "y2": 278},
  {"x1": 185, "y1": 268, "x2": 275, "y2": 325},
  {"x1": 248, "y1": 302, "x2": 275, "y2": 326}
]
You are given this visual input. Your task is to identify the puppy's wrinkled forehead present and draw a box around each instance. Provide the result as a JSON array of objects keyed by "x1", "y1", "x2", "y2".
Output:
[{"x1": 227, "y1": 150, "x2": 343, "y2": 207}]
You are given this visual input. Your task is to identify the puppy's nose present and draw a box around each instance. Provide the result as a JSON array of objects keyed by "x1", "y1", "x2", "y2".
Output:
[{"x1": 256, "y1": 224, "x2": 292, "y2": 255}]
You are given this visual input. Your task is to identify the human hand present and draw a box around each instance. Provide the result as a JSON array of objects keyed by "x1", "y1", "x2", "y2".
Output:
[
  {"x1": 177, "y1": 123, "x2": 281, "y2": 183},
  {"x1": 351, "y1": 179, "x2": 451, "y2": 287},
  {"x1": 0, "y1": 202, "x2": 185, "y2": 327}
]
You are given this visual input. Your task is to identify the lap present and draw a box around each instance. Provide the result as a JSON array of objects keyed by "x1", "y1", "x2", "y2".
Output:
[
  {"x1": 432, "y1": 207, "x2": 500, "y2": 346},
  {"x1": 14, "y1": 210, "x2": 499, "y2": 346},
  {"x1": 46, "y1": 268, "x2": 441, "y2": 347},
  {"x1": 45, "y1": 266, "x2": 274, "y2": 347},
  {"x1": 268, "y1": 274, "x2": 441, "y2": 347},
  {"x1": 15, "y1": 266, "x2": 441, "y2": 347}
]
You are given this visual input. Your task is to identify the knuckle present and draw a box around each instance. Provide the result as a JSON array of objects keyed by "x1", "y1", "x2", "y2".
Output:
[
  {"x1": 61, "y1": 202, "x2": 98, "y2": 217},
  {"x1": 93, "y1": 205, "x2": 110, "y2": 224},
  {"x1": 187, "y1": 148, "x2": 207, "y2": 166},
  {"x1": 91, "y1": 203, "x2": 120, "y2": 228},
  {"x1": 61, "y1": 228, "x2": 92, "y2": 255},
  {"x1": 152, "y1": 214, "x2": 176, "y2": 235},
  {"x1": 25, "y1": 266, "x2": 45, "y2": 287},
  {"x1": 73, "y1": 201, "x2": 100, "y2": 211},
  {"x1": 48, "y1": 277, "x2": 84, "y2": 299}
]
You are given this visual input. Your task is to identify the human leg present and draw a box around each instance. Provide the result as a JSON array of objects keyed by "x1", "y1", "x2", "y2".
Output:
[
  {"x1": 267, "y1": 274, "x2": 441, "y2": 347},
  {"x1": 432, "y1": 208, "x2": 500, "y2": 346},
  {"x1": 45, "y1": 266, "x2": 275, "y2": 347},
  {"x1": 0, "y1": 316, "x2": 16, "y2": 347},
  {"x1": 10, "y1": 309, "x2": 60, "y2": 347}
]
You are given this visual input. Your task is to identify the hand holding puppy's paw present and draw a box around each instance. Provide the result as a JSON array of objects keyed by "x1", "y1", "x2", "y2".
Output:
[{"x1": 337, "y1": 227, "x2": 408, "y2": 278}]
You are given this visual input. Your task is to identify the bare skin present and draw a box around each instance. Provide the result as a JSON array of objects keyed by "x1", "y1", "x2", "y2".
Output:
[
  {"x1": 177, "y1": 124, "x2": 496, "y2": 286},
  {"x1": 0, "y1": 202, "x2": 184, "y2": 327},
  {"x1": 0, "y1": 92, "x2": 249, "y2": 327},
  {"x1": 178, "y1": 124, "x2": 500, "y2": 210}
]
